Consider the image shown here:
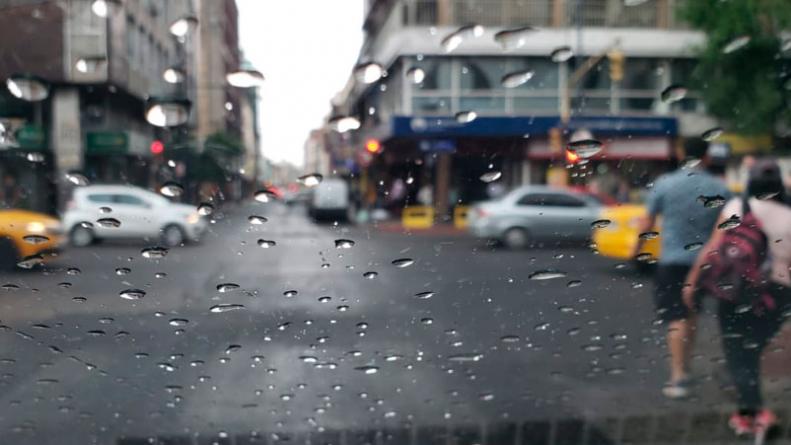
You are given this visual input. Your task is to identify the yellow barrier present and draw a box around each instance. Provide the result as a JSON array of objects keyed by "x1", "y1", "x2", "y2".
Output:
[
  {"x1": 453, "y1": 206, "x2": 469, "y2": 229},
  {"x1": 402, "y1": 206, "x2": 434, "y2": 229}
]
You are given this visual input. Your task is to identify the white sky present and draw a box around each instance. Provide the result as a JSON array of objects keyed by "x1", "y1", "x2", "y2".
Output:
[{"x1": 236, "y1": 0, "x2": 364, "y2": 167}]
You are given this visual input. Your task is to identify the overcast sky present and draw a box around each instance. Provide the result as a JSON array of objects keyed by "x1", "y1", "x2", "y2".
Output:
[{"x1": 236, "y1": 0, "x2": 364, "y2": 167}]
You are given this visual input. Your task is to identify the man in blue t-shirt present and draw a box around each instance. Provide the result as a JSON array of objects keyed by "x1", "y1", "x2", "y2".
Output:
[{"x1": 633, "y1": 137, "x2": 731, "y2": 398}]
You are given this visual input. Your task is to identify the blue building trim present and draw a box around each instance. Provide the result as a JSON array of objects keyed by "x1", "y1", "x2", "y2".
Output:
[{"x1": 390, "y1": 115, "x2": 678, "y2": 139}]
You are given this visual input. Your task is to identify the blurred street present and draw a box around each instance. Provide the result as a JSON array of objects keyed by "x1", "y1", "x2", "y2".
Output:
[{"x1": 1, "y1": 201, "x2": 790, "y2": 444}]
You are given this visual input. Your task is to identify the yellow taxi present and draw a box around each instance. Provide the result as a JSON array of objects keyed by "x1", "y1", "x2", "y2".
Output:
[
  {"x1": 592, "y1": 204, "x2": 661, "y2": 265},
  {"x1": 0, "y1": 209, "x2": 64, "y2": 270}
]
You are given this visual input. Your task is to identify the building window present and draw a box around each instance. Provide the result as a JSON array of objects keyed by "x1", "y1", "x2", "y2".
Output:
[
  {"x1": 459, "y1": 58, "x2": 507, "y2": 91},
  {"x1": 414, "y1": 57, "x2": 451, "y2": 91}
]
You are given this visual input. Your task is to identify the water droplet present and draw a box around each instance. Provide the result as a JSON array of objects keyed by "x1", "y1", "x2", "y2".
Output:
[
  {"x1": 582, "y1": 344, "x2": 604, "y2": 352},
  {"x1": 99, "y1": 206, "x2": 112, "y2": 214},
  {"x1": 722, "y1": 35, "x2": 751, "y2": 54},
  {"x1": 1, "y1": 283, "x2": 19, "y2": 291},
  {"x1": 22, "y1": 234, "x2": 49, "y2": 244},
  {"x1": 501, "y1": 69, "x2": 535, "y2": 89},
  {"x1": 209, "y1": 304, "x2": 246, "y2": 313},
  {"x1": 550, "y1": 45, "x2": 574, "y2": 62},
  {"x1": 414, "y1": 291, "x2": 435, "y2": 299},
  {"x1": 300, "y1": 355, "x2": 318, "y2": 363},
  {"x1": 639, "y1": 231, "x2": 660, "y2": 240},
  {"x1": 16, "y1": 254, "x2": 43, "y2": 269},
  {"x1": 391, "y1": 258, "x2": 414, "y2": 268},
  {"x1": 493, "y1": 25, "x2": 534, "y2": 50},
  {"x1": 355, "y1": 365, "x2": 379, "y2": 375},
  {"x1": 253, "y1": 190, "x2": 278, "y2": 203},
  {"x1": 87, "y1": 329, "x2": 105, "y2": 336},
  {"x1": 455, "y1": 110, "x2": 477, "y2": 124},
  {"x1": 297, "y1": 173, "x2": 323, "y2": 187},
  {"x1": 718, "y1": 214, "x2": 742, "y2": 230},
  {"x1": 528, "y1": 270, "x2": 567, "y2": 280},
  {"x1": 318, "y1": 296, "x2": 331, "y2": 303},
  {"x1": 661, "y1": 84, "x2": 687, "y2": 103},
  {"x1": 337, "y1": 305, "x2": 350, "y2": 312},
  {"x1": 363, "y1": 271, "x2": 378, "y2": 280},
  {"x1": 115, "y1": 267, "x2": 131, "y2": 275},
  {"x1": 248, "y1": 215, "x2": 268, "y2": 225},
  {"x1": 216, "y1": 283, "x2": 240, "y2": 293},
  {"x1": 758, "y1": 191, "x2": 779, "y2": 201},
  {"x1": 500, "y1": 335, "x2": 520, "y2": 343},
  {"x1": 141, "y1": 247, "x2": 168, "y2": 259},
  {"x1": 328, "y1": 115, "x2": 361, "y2": 133},
  {"x1": 448, "y1": 353, "x2": 484, "y2": 362},
  {"x1": 568, "y1": 139, "x2": 603, "y2": 158},
  {"x1": 168, "y1": 318, "x2": 188, "y2": 327},
  {"x1": 197, "y1": 203, "x2": 214, "y2": 216},
  {"x1": 283, "y1": 290, "x2": 298, "y2": 298},
  {"x1": 697, "y1": 195, "x2": 726, "y2": 208},
  {"x1": 96, "y1": 217, "x2": 121, "y2": 228},
  {"x1": 64, "y1": 172, "x2": 89, "y2": 186},
  {"x1": 66, "y1": 267, "x2": 81, "y2": 275},
  {"x1": 479, "y1": 171, "x2": 502, "y2": 183},
  {"x1": 354, "y1": 62, "x2": 384, "y2": 84},
  {"x1": 159, "y1": 182, "x2": 184, "y2": 197},
  {"x1": 257, "y1": 239, "x2": 277, "y2": 248},
  {"x1": 157, "y1": 362, "x2": 176, "y2": 372},
  {"x1": 442, "y1": 24, "x2": 484, "y2": 52},
  {"x1": 535, "y1": 322, "x2": 550, "y2": 331},
  {"x1": 225, "y1": 344, "x2": 241, "y2": 354},
  {"x1": 566, "y1": 280, "x2": 583, "y2": 288},
  {"x1": 6, "y1": 76, "x2": 49, "y2": 102},
  {"x1": 119, "y1": 289, "x2": 145, "y2": 300},
  {"x1": 684, "y1": 242, "x2": 703, "y2": 251},
  {"x1": 635, "y1": 252, "x2": 655, "y2": 263},
  {"x1": 420, "y1": 317, "x2": 434, "y2": 325},
  {"x1": 26, "y1": 152, "x2": 45, "y2": 162},
  {"x1": 702, "y1": 126, "x2": 724, "y2": 142},
  {"x1": 334, "y1": 239, "x2": 355, "y2": 249},
  {"x1": 405, "y1": 67, "x2": 425, "y2": 84},
  {"x1": 155, "y1": 272, "x2": 167, "y2": 278},
  {"x1": 479, "y1": 392, "x2": 495, "y2": 401},
  {"x1": 591, "y1": 219, "x2": 612, "y2": 229}
]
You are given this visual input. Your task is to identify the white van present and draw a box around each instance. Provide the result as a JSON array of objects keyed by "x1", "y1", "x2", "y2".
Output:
[{"x1": 308, "y1": 178, "x2": 352, "y2": 222}]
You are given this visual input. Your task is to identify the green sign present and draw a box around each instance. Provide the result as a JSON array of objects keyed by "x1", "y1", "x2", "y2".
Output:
[
  {"x1": 86, "y1": 131, "x2": 128, "y2": 155},
  {"x1": 15, "y1": 124, "x2": 46, "y2": 150}
]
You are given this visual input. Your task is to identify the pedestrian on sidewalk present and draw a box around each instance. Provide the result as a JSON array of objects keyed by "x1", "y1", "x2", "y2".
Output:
[
  {"x1": 683, "y1": 159, "x2": 791, "y2": 436},
  {"x1": 632, "y1": 137, "x2": 731, "y2": 398}
]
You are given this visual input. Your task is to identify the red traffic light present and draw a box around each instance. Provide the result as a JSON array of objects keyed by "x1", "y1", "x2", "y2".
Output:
[
  {"x1": 150, "y1": 140, "x2": 164, "y2": 155},
  {"x1": 365, "y1": 139, "x2": 381, "y2": 154}
]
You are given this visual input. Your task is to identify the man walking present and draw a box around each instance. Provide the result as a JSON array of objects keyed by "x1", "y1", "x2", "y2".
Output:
[{"x1": 633, "y1": 137, "x2": 731, "y2": 398}]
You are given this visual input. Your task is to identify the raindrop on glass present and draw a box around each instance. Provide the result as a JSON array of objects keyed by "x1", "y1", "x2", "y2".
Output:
[
  {"x1": 479, "y1": 171, "x2": 502, "y2": 183},
  {"x1": 119, "y1": 289, "x2": 146, "y2": 300},
  {"x1": 493, "y1": 25, "x2": 534, "y2": 50},
  {"x1": 660, "y1": 84, "x2": 687, "y2": 104},
  {"x1": 501, "y1": 70, "x2": 534, "y2": 88},
  {"x1": 528, "y1": 270, "x2": 567, "y2": 280},
  {"x1": 455, "y1": 110, "x2": 477, "y2": 124},
  {"x1": 568, "y1": 139, "x2": 603, "y2": 158},
  {"x1": 159, "y1": 182, "x2": 184, "y2": 197}
]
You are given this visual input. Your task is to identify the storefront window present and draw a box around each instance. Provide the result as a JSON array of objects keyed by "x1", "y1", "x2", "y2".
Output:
[
  {"x1": 413, "y1": 96, "x2": 451, "y2": 114},
  {"x1": 459, "y1": 96, "x2": 506, "y2": 113}
]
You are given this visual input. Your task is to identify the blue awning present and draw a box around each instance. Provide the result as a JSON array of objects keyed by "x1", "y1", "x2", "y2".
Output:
[{"x1": 390, "y1": 115, "x2": 677, "y2": 139}]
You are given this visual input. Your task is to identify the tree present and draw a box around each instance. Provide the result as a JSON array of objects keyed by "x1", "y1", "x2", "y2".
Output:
[{"x1": 679, "y1": 0, "x2": 791, "y2": 135}]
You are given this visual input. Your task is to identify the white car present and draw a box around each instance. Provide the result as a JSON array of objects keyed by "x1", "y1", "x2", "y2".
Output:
[{"x1": 63, "y1": 185, "x2": 207, "y2": 247}]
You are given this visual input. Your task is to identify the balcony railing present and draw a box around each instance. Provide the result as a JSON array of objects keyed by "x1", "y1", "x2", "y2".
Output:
[{"x1": 405, "y1": 0, "x2": 686, "y2": 29}]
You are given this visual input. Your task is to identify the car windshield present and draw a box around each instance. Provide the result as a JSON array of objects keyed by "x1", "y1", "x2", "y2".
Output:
[{"x1": 2, "y1": 1, "x2": 791, "y2": 444}]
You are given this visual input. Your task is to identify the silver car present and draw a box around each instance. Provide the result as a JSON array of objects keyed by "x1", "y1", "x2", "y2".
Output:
[{"x1": 468, "y1": 186, "x2": 603, "y2": 249}]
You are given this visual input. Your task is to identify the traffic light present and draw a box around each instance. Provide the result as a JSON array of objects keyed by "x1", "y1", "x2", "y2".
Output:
[
  {"x1": 150, "y1": 140, "x2": 164, "y2": 155},
  {"x1": 608, "y1": 49, "x2": 624, "y2": 82},
  {"x1": 365, "y1": 138, "x2": 381, "y2": 154}
]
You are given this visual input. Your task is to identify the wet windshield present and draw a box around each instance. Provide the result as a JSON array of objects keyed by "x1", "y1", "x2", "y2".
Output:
[{"x1": 1, "y1": 1, "x2": 791, "y2": 444}]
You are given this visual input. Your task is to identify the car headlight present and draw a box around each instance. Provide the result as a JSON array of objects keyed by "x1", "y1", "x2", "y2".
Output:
[
  {"x1": 186, "y1": 213, "x2": 200, "y2": 224},
  {"x1": 26, "y1": 221, "x2": 46, "y2": 233}
]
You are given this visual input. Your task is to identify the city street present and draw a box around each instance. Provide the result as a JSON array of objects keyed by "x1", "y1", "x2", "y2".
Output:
[{"x1": 1, "y1": 201, "x2": 790, "y2": 444}]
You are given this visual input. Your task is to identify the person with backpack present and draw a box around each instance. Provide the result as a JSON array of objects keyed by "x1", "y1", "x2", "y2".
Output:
[
  {"x1": 683, "y1": 159, "x2": 791, "y2": 436},
  {"x1": 633, "y1": 137, "x2": 732, "y2": 398}
]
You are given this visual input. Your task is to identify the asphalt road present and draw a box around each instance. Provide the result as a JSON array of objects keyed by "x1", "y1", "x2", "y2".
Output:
[{"x1": 1, "y1": 201, "x2": 790, "y2": 444}]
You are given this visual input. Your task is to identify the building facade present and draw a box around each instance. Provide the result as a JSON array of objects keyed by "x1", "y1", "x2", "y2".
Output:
[{"x1": 335, "y1": 0, "x2": 721, "y2": 217}]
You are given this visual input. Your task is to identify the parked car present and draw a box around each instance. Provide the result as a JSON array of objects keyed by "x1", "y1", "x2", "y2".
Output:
[
  {"x1": 63, "y1": 185, "x2": 207, "y2": 247},
  {"x1": 467, "y1": 186, "x2": 602, "y2": 249},
  {"x1": 0, "y1": 209, "x2": 63, "y2": 270},
  {"x1": 308, "y1": 178, "x2": 353, "y2": 222},
  {"x1": 591, "y1": 204, "x2": 661, "y2": 270}
]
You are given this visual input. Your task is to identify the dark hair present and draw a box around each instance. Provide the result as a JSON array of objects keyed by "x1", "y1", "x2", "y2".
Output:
[
  {"x1": 746, "y1": 159, "x2": 786, "y2": 203},
  {"x1": 683, "y1": 137, "x2": 709, "y2": 159}
]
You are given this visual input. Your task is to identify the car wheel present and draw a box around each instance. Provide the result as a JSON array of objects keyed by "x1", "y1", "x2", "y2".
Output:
[
  {"x1": 161, "y1": 224, "x2": 186, "y2": 247},
  {"x1": 70, "y1": 225, "x2": 94, "y2": 247},
  {"x1": 503, "y1": 227, "x2": 529, "y2": 249},
  {"x1": 0, "y1": 237, "x2": 19, "y2": 270}
]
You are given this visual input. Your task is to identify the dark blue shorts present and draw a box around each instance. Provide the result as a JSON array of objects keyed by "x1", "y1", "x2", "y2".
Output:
[{"x1": 654, "y1": 264, "x2": 696, "y2": 323}]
